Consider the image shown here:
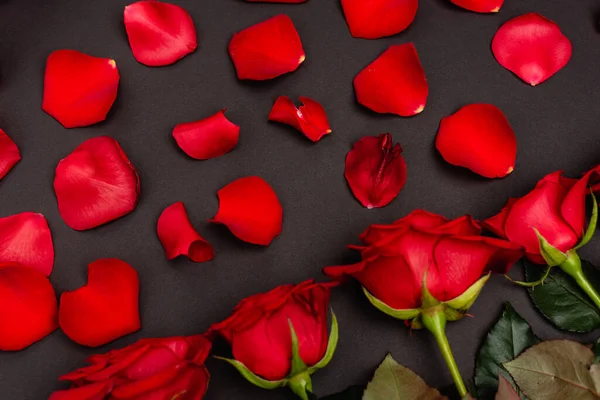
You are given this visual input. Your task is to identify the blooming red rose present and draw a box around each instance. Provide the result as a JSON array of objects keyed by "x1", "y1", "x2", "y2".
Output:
[{"x1": 49, "y1": 334, "x2": 211, "y2": 400}]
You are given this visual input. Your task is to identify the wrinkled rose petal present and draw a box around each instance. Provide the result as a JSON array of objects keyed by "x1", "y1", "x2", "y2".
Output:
[
  {"x1": 345, "y1": 133, "x2": 407, "y2": 209},
  {"x1": 341, "y1": 0, "x2": 418, "y2": 39},
  {"x1": 59, "y1": 258, "x2": 140, "y2": 347},
  {"x1": 157, "y1": 202, "x2": 215, "y2": 263},
  {"x1": 492, "y1": 13, "x2": 572, "y2": 86},
  {"x1": 0, "y1": 212, "x2": 54, "y2": 277},
  {"x1": 436, "y1": 104, "x2": 517, "y2": 178},
  {"x1": 0, "y1": 129, "x2": 20, "y2": 181},
  {"x1": 43, "y1": 50, "x2": 120, "y2": 128},
  {"x1": 124, "y1": 1, "x2": 197, "y2": 67},
  {"x1": 450, "y1": 0, "x2": 503, "y2": 13},
  {"x1": 210, "y1": 176, "x2": 283, "y2": 245},
  {"x1": 172, "y1": 110, "x2": 240, "y2": 160},
  {"x1": 268, "y1": 96, "x2": 331, "y2": 142},
  {"x1": 354, "y1": 43, "x2": 428, "y2": 116},
  {"x1": 54, "y1": 136, "x2": 140, "y2": 231},
  {"x1": 228, "y1": 14, "x2": 305, "y2": 80},
  {"x1": 0, "y1": 264, "x2": 58, "y2": 351}
]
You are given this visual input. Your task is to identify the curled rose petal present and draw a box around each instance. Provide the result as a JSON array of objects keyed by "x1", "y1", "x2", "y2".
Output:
[
  {"x1": 54, "y1": 136, "x2": 140, "y2": 231},
  {"x1": 345, "y1": 133, "x2": 407, "y2": 209},
  {"x1": 43, "y1": 50, "x2": 120, "y2": 128},
  {"x1": 0, "y1": 212, "x2": 54, "y2": 276},
  {"x1": 0, "y1": 263, "x2": 58, "y2": 351},
  {"x1": 268, "y1": 96, "x2": 331, "y2": 142},
  {"x1": 354, "y1": 43, "x2": 428, "y2": 116},
  {"x1": 59, "y1": 258, "x2": 140, "y2": 347},
  {"x1": 436, "y1": 104, "x2": 517, "y2": 178},
  {"x1": 228, "y1": 14, "x2": 305, "y2": 80},
  {"x1": 210, "y1": 176, "x2": 283, "y2": 245},
  {"x1": 341, "y1": 0, "x2": 418, "y2": 39},
  {"x1": 172, "y1": 110, "x2": 240, "y2": 160},
  {"x1": 0, "y1": 129, "x2": 20, "y2": 181},
  {"x1": 450, "y1": 0, "x2": 503, "y2": 13},
  {"x1": 124, "y1": 1, "x2": 197, "y2": 67},
  {"x1": 157, "y1": 202, "x2": 215, "y2": 263},
  {"x1": 492, "y1": 13, "x2": 572, "y2": 86}
]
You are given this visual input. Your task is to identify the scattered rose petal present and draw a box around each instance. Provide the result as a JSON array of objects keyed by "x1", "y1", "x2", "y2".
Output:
[
  {"x1": 354, "y1": 43, "x2": 428, "y2": 116},
  {"x1": 341, "y1": 0, "x2": 418, "y2": 39},
  {"x1": 450, "y1": 0, "x2": 503, "y2": 13},
  {"x1": 124, "y1": 0, "x2": 197, "y2": 67},
  {"x1": 0, "y1": 212, "x2": 54, "y2": 277},
  {"x1": 157, "y1": 202, "x2": 215, "y2": 262},
  {"x1": 59, "y1": 258, "x2": 140, "y2": 347},
  {"x1": 210, "y1": 176, "x2": 283, "y2": 245},
  {"x1": 54, "y1": 136, "x2": 140, "y2": 231},
  {"x1": 172, "y1": 110, "x2": 240, "y2": 160},
  {"x1": 268, "y1": 96, "x2": 331, "y2": 142},
  {"x1": 436, "y1": 104, "x2": 517, "y2": 178},
  {"x1": 0, "y1": 129, "x2": 20, "y2": 181},
  {"x1": 228, "y1": 15, "x2": 305, "y2": 80},
  {"x1": 42, "y1": 50, "x2": 120, "y2": 128},
  {"x1": 0, "y1": 263, "x2": 58, "y2": 351},
  {"x1": 345, "y1": 133, "x2": 407, "y2": 209},
  {"x1": 492, "y1": 13, "x2": 572, "y2": 86}
]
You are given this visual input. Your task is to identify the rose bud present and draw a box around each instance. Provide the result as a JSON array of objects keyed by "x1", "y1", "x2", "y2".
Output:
[
  {"x1": 49, "y1": 334, "x2": 211, "y2": 400},
  {"x1": 208, "y1": 280, "x2": 339, "y2": 400},
  {"x1": 324, "y1": 210, "x2": 523, "y2": 398}
]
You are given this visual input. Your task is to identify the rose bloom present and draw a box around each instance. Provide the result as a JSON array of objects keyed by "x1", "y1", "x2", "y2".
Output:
[
  {"x1": 208, "y1": 280, "x2": 337, "y2": 381},
  {"x1": 49, "y1": 335, "x2": 211, "y2": 400},
  {"x1": 324, "y1": 210, "x2": 523, "y2": 310}
]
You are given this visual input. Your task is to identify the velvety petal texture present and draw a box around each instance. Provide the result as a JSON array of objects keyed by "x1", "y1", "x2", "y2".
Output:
[
  {"x1": 436, "y1": 104, "x2": 517, "y2": 178},
  {"x1": 268, "y1": 96, "x2": 331, "y2": 142},
  {"x1": 43, "y1": 50, "x2": 120, "y2": 128},
  {"x1": 341, "y1": 0, "x2": 418, "y2": 39},
  {"x1": 0, "y1": 129, "x2": 20, "y2": 181},
  {"x1": 124, "y1": 1, "x2": 197, "y2": 66},
  {"x1": 354, "y1": 43, "x2": 428, "y2": 116},
  {"x1": 54, "y1": 136, "x2": 140, "y2": 231},
  {"x1": 450, "y1": 0, "x2": 503, "y2": 12},
  {"x1": 228, "y1": 14, "x2": 305, "y2": 80},
  {"x1": 492, "y1": 13, "x2": 572, "y2": 86}
]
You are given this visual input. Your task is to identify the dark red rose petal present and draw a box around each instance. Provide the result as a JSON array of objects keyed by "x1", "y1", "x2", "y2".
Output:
[
  {"x1": 0, "y1": 263, "x2": 58, "y2": 351},
  {"x1": 341, "y1": 0, "x2": 418, "y2": 39},
  {"x1": 59, "y1": 258, "x2": 140, "y2": 347},
  {"x1": 42, "y1": 50, "x2": 120, "y2": 128},
  {"x1": 157, "y1": 202, "x2": 215, "y2": 263},
  {"x1": 49, "y1": 382, "x2": 113, "y2": 400},
  {"x1": 492, "y1": 13, "x2": 572, "y2": 86},
  {"x1": 345, "y1": 133, "x2": 407, "y2": 209},
  {"x1": 268, "y1": 96, "x2": 331, "y2": 142},
  {"x1": 436, "y1": 104, "x2": 517, "y2": 178},
  {"x1": 0, "y1": 129, "x2": 20, "y2": 181},
  {"x1": 172, "y1": 110, "x2": 240, "y2": 160},
  {"x1": 354, "y1": 43, "x2": 428, "y2": 116},
  {"x1": 210, "y1": 176, "x2": 283, "y2": 245},
  {"x1": 450, "y1": 0, "x2": 503, "y2": 13},
  {"x1": 124, "y1": 0, "x2": 197, "y2": 67},
  {"x1": 54, "y1": 136, "x2": 140, "y2": 231},
  {"x1": 228, "y1": 14, "x2": 305, "y2": 80}
]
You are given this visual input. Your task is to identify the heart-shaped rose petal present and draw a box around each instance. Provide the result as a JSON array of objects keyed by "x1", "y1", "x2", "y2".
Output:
[{"x1": 341, "y1": 0, "x2": 419, "y2": 39}]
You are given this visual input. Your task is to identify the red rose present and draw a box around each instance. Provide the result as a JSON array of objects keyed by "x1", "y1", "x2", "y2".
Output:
[{"x1": 49, "y1": 335, "x2": 211, "y2": 400}]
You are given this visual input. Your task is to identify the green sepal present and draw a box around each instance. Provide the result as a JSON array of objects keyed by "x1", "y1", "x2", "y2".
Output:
[
  {"x1": 444, "y1": 274, "x2": 490, "y2": 312},
  {"x1": 362, "y1": 287, "x2": 420, "y2": 320},
  {"x1": 421, "y1": 270, "x2": 441, "y2": 309},
  {"x1": 308, "y1": 309, "x2": 339, "y2": 372},
  {"x1": 214, "y1": 356, "x2": 287, "y2": 389},
  {"x1": 534, "y1": 229, "x2": 567, "y2": 267},
  {"x1": 288, "y1": 319, "x2": 308, "y2": 375},
  {"x1": 575, "y1": 191, "x2": 598, "y2": 250}
]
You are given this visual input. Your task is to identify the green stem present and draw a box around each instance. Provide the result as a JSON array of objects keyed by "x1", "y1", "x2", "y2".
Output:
[{"x1": 560, "y1": 250, "x2": 600, "y2": 310}]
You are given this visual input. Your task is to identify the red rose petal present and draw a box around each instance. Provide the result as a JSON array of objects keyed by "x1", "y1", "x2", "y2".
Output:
[
  {"x1": 345, "y1": 133, "x2": 407, "y2": 209},
  {"x1": 354, "y1": 43, "x2": 428, "y2": 116},
  {"x1": 228, "y1": 14, "x2": 305, "y2": 80},
  {"x1": 450, "y1": 0, "x2": 503, "y2": 13},
  {"x1": 210, "y1": 176, "x2": 283, "y2": 245},
  {"x1": 49, "y1": 382, "x2": 113, "y2": 400},
  {"x1": 436, "y1": 104, "x2": 517, "y2": 178},
  {"x1": 124, "y1": 1, "x2": 197, "y2": 67},
  {"x1": 59, "y1": 258, "x2": 140, "y2": 347},
  {"x1": 172, "y1": 110, "x2": 240, "y2": 160},
  {"x1": 0, "y1": 129, "x2": 20, "y2": 181},
  {"x1": 54, "y1": 136, "x2": 140, "y2": 231},
  {"x1": 0, "y1": 212, "x2": 54, "y2": 277},
  {"x1": 0, "y1": 264, "x2": 58, "y2": 351},
  {"x1": 268, "y1": 96, "x2": 332, "y2": 142},
  {"x1": 341, "y1": 0, "x2": 418, "y2": 39},
  {"x1": 42, "y1": 50, "x2": 120, "y2": 128},
  {"x1": 157, "y1": 202, "x2": 215, "y2": 263},
  {"x1": 492, "y1": 13, "x2": 572, "y2": 86}
]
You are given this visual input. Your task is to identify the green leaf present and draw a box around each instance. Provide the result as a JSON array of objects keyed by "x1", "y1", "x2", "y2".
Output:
[
  {"x1": 495, "y1": 375, "x2": 520, "y2": 400},
  {"x1": 363, "y1": 354, "x2": 447, "y2": 400},
  {"x1": 504, "y1": 340, "x2": 599, "y2": 399},
  {"x1": 474, "y1": 303, "x2": 539, "y2": 400},
  {"x1": 524, "y1": 259, "x2": 600, "y2": 332},
  {"x1": 319, "y1": 386, "x2": 363, "y2": 400}
]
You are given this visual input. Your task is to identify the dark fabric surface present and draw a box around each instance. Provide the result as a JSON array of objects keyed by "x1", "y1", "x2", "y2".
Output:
[{"x1": 1, "y1": 0, "x2": 600, "y2": 399}]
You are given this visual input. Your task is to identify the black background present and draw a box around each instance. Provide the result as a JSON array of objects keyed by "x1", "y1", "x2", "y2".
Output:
[{"x1": 1, "y1": 0, "x2": 600, "y2": 399}]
